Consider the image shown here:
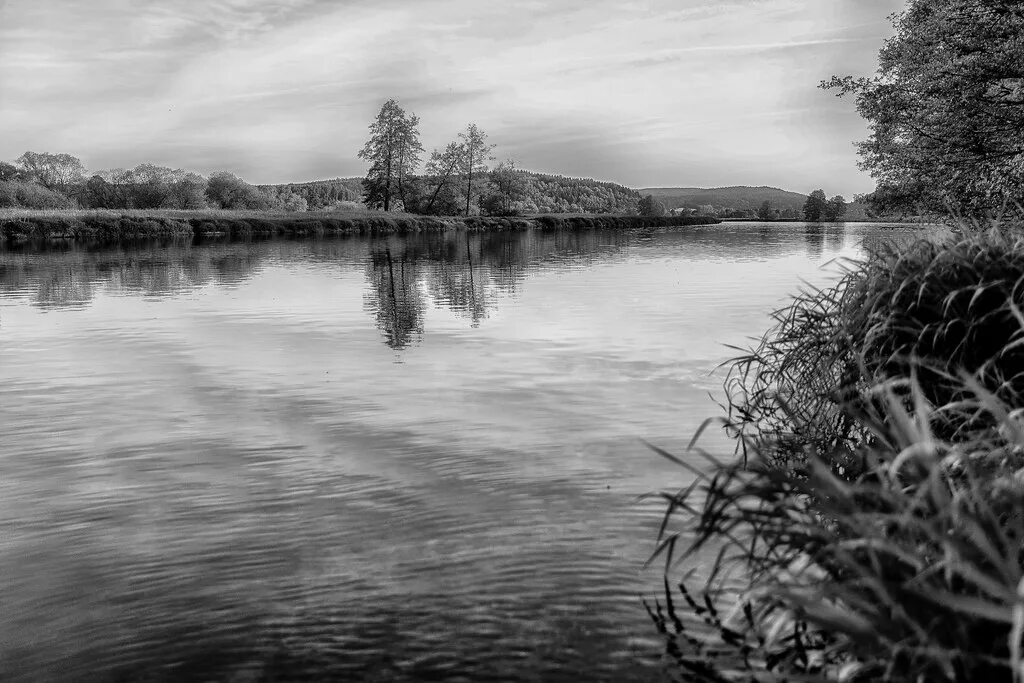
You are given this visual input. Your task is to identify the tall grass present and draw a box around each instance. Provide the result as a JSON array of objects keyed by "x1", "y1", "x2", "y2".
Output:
[
  {"x1": 726, "y1": 229, "x2": 1024, "y2": 470},
  {"x1": 650, "y1": 228, "x2": 1024, "y2": 682}
]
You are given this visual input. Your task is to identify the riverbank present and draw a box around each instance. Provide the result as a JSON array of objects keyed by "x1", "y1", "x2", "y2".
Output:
[
  {"x1": 0, "y1": 209, "x2": 719, "y2": 242},
  {"x1": 722, "y1": 216, "x2": 926, "y2": 224}
]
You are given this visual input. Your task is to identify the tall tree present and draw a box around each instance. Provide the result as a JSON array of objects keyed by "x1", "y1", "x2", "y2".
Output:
[
  {"x1": 824, "y1": 0, "x2": 1024, "y2": 216},
  {"x1": 803, "y1": 190, "x2": 828, "y2": 221},
  {"x1": 457, "y1": 124, "x2": 495, "y2": 216},
  {"x1": 757, "y1": 200, "x2": 775, "y2": 221},
  {"x1": 358, "y1": 99, "x2": 423, "y2": 212}
]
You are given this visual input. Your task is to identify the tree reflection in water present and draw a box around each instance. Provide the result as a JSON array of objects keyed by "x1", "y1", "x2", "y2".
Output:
[
  {"x1": 0, "y1": 224, "x2": 871, "y2": 346},
  {"x1": 363, "y1": 244, "x2": 426, "y2": 350}
]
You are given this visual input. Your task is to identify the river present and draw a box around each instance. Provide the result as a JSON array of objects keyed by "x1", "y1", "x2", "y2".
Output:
[{"x1": 0, "y1": 222, "x2": 929, "y2": 680}]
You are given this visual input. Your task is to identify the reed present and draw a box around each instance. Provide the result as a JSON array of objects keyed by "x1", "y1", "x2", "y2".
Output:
[{"x1": 650, "y1": 227, "x2": 1024, "y2": 682}]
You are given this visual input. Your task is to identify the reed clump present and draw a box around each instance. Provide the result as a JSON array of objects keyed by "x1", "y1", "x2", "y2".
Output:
[
  {"x1": 727, "y1": 229, "x2": 1024, "y2": 470},
  {"x1": 650, "y1": 228, "x2": 1024, "y2": 682}
]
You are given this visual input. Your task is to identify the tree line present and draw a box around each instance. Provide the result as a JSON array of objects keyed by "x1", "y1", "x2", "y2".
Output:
[
  {"x1": 750, "y1": 191, "x2": 848, "y2": 222},
  {"x1": 0, "y1": 152, "x2": 332, "y2": 212},
  {"x1": 0, "y1": 146, "x2": 643, "y2": 216}
]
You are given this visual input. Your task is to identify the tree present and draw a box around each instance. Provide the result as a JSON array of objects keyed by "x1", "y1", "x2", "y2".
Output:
[
  {"x1": 638, "y1": 194, "x2": 667, "y2": 217},
  {"x1": 823, "y1": 195, "x2": 848, "y2": 222},
  {"x1": 127, "y1": 163, "x2": 177, "y2": 208},
  {"x1": 82, "y1": 175, "x2": 114, "y2": 208},
  {"x1": 15, "y1": 151, "x2": 85, "y2": 191},
  {"x1": 457, "y1": 123, "x2": 495, "y2": 216},
  {"x1": 823, "y1": 1, "x2": 1024, "y2": 215},
  {"x1": 357, "y1": 99, "x2": 423, "y2": 212},
  {"x1": 0, "y1": 162, "x2": 19, "y2": 182},
  {"x1": 483, "y1": 160, "x2": 529, "y2": 216},
  {"x1": 165, "y1": 172, "x2": 208, "y2": 209},
  {"x1": 282, "y1": 192, "x2": 308, "y2": 212},
  {"x1": 757, "y1": 200, "x2": 776, "y2": 221},
  {"x1": 803, "y1": 189, "x2": 828, "y2": 221},
  {"x1": 205, "y1": 172, "x2": 275, "y2": 210},
  {"x1": 417, "y1": 142, "x2": 464, "y2": 215}
]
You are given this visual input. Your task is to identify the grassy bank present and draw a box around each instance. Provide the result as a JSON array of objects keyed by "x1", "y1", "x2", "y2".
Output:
[{"x1": 0, "y1": 209, "x2": 719, "y2": 242}]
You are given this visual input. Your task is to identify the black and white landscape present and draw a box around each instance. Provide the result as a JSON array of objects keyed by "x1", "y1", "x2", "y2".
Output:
[{"x1": 2, "y1": 1, "x2": 1023, "y2": 681}]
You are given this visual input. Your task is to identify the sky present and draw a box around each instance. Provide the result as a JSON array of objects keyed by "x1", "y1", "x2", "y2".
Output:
[{"x1": 0, "y1": 0, "x2": 906, "y2": 195}]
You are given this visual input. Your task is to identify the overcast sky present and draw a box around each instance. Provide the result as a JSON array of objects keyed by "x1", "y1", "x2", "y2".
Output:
[{"x1": 0, "y1": 0, "x2": 905, "y2": 195}]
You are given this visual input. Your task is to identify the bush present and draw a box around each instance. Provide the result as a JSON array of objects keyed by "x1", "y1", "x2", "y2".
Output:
[
  {"x1": 0, "y1": 181, "x2": 76, "y2": 209},
  {"x1": 651, "y1": 228, "x2": 1024, "y2": 681}
]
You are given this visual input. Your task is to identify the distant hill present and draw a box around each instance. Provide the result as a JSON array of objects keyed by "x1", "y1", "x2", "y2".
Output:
[
  {"x1": 267, "y1": 177, "x2": 816, "y2": 217},
  {"x1": 260, "y1": 178, "x2": 364, "y2": 209},
  {"x1": 518, "y1": 171, "x2": 640, "y2": 213},
  {"x1": 640, "y1": 186, "x2": 809, "y2": 212}
]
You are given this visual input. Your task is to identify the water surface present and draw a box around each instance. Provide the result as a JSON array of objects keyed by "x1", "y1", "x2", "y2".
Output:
[{"x1": 0, "y1": 222, "x2": 930, "y2": 680}]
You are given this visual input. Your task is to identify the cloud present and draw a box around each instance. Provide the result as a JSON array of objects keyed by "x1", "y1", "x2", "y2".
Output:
[{"x1": 0, "y1": 0, "x2": 905, "y2": 194}]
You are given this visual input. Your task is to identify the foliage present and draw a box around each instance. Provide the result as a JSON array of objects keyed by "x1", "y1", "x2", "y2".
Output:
[
  {"x1": 281, "y1": 192, "x2": 308, "y2": 212},
  {"x1": 823, "y1": 195, "x2": 848, "y2": 222},
  {"x1": 756, "y1": 201, "x2": 777, "y2": 221},
  {"x1": 15, "y1": 151, "x2": 85, "y2": 191},
  {"x1": 412, "y1": 142, "x2": 465, "y2": 215},
  {"x1": 205, "y1": 172, "x2": 276, "y2": 210},
  {"x1": 357, "y1": 99, "x2": 423, "y2": 212},
  {"x1": 482, "y1": 160, "x2": 529, "y2": 216},
  {"x1": 803, "y1": 189, "x2": 827, "y2": 221},
  {"x1": 78, "y1": 165, "x2": 210, "y2": 210},
  {"x1": 0, "y1": 162, "x2": 20, "y2": 182},
  {"x1": 639, "y1": 194, "x2": 668, "y2": 217},
  {"x1": 0, "y1": 181, "x2": 77, "y2": 209},
  {"x1": 164, "y1": 172, "x2": 209, "y2": 210},
  {"x1": 518, "y1": 172, "x2": 640, "y2": 214},
  {"x1": 824, "y1": 1, "x2": 1024, "y2": 216},
  {"x1": 651, "y1": 229, "x2": 1024, "y2": 682},
  {"x1": 259, "y1": 179, "x2": 361, "y2": 210},
  {"x1": 457, "y1": 123, "x2": 495, "y2": 216}
]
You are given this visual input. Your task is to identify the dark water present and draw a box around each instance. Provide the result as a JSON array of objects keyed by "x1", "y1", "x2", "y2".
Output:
[{"x1": 0, "y1": 222, "x2": 930, "y2": 680}]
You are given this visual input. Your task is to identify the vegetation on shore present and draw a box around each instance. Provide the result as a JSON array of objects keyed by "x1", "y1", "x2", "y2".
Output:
[
  {"x1": 0, "y1": 208, "x2": 718, "y2": 242},
  {"x1": 649, "y1": 1, "x2": 1024, "y2": 681},
  {"x1": 650, "y1": 228, "x2": 1024, "y2": 681}
]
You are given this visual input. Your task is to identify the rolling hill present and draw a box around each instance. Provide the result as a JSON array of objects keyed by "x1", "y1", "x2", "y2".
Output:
[
  {"x1": 639, "y1": 186, "x2": 809, "y2": 212},
  {"x1": 266, "y1": 172, "x2": 641, "y2": 214}
]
